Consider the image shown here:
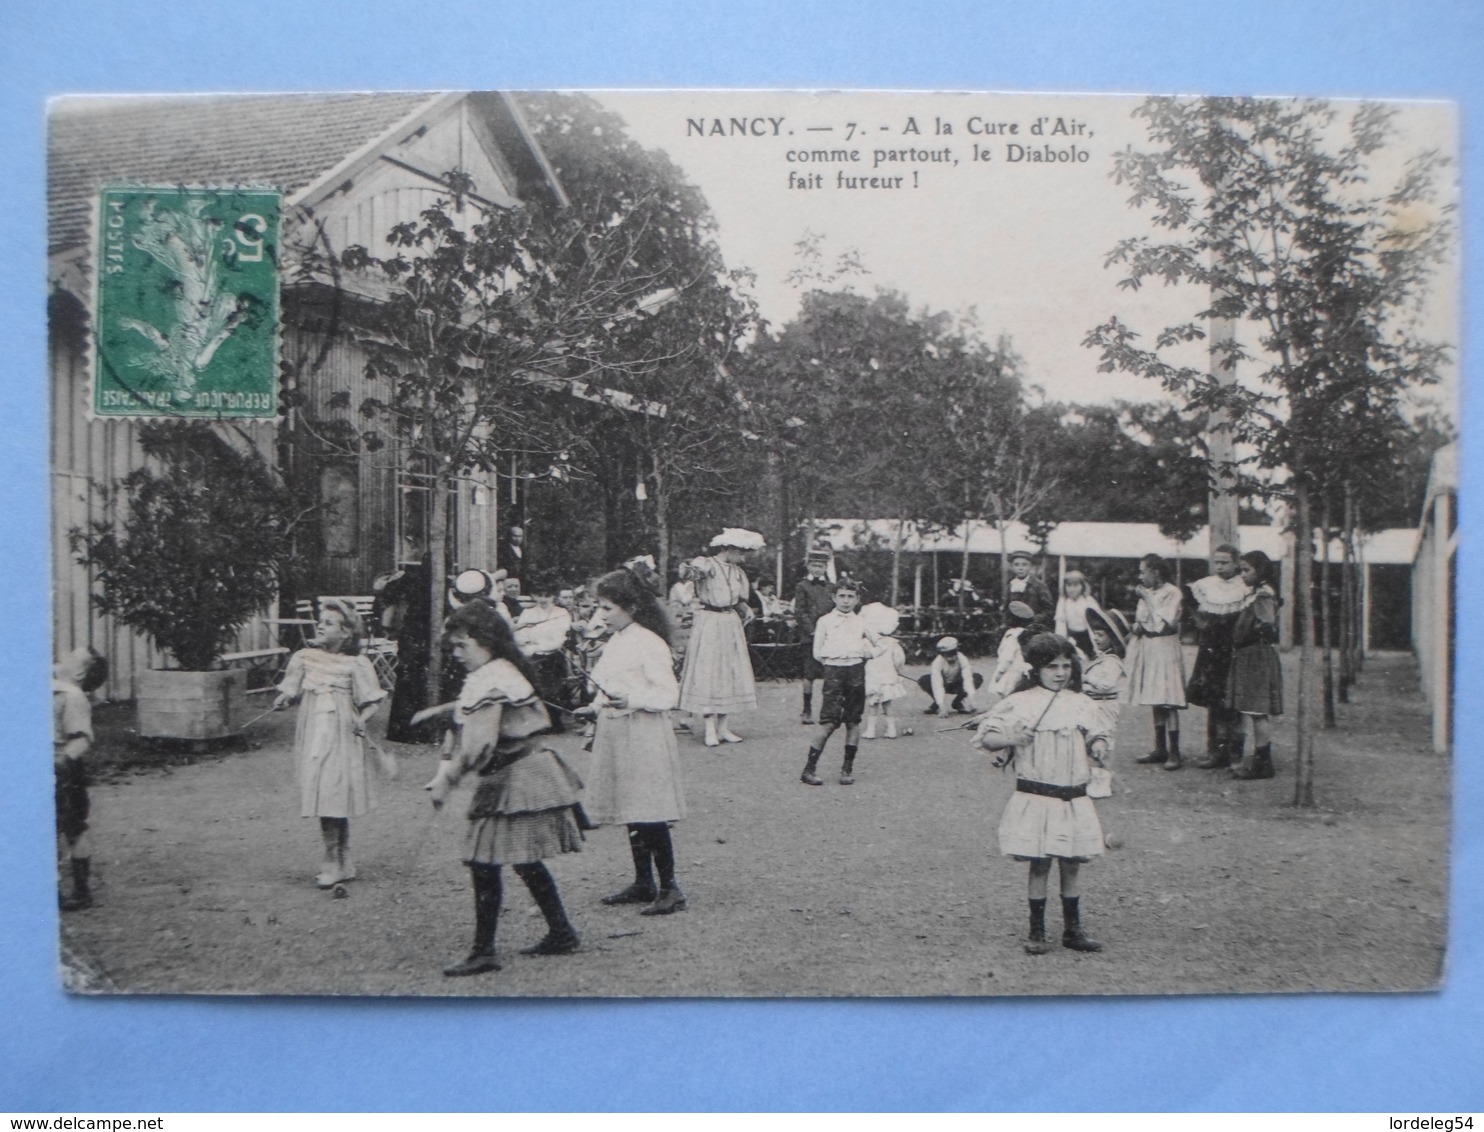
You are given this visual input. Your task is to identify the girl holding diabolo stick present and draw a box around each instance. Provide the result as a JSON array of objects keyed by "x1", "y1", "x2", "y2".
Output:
[
  {"x1": 1122, "y1": 553, "x2": 1188, "y2": 770},
  {"x1": 418, "y1": 600, "x2": 585, "y2": 977},
  {"x1": 581, "y1": 568, "x2": 690, "y2": 915},
  {"x1": 974, "y1": 632, "x2": 1112, "y2": 954},
  {"x1": 274, "y1": 598, "x2": 387, "y2": 889}
]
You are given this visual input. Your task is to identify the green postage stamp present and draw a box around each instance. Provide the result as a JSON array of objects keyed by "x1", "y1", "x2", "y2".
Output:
[{"x1": 92, "y1": 186, "x2": 280, "y2": 418}]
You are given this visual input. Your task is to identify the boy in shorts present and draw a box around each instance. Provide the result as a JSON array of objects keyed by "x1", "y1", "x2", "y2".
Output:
[
  {"x1": 800, "y1": 580, "x2": 878, "y2": 786},
  {"x1": 54, "y1": 647, "x2": 108, "y2": 911}
]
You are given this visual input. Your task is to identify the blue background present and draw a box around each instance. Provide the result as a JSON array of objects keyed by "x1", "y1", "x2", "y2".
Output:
[{"x1": 2, "y1": 0, "x2": 1479, "y2": 1112}]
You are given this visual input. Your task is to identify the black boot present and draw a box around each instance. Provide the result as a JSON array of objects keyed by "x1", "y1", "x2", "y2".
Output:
[
  {"x1": 515, "y1": 862, "x2": 580, "y2": 955},
  {"x1": 638, "y1": 824, "x2": 687, "y2": 915},
  {"x1": 1163, "y1": 729, "x2": 1183, "y2": 771},
  {"x1": 603, "y1": 825, "x2": 658, "y2": 904},
  {"x1": 1061, "y1": 895, "x2": 1103, "y2": 952},
  {"x1": 1136, "y1": 725, "x2": 1168, "y2": 764},
  {"x1": 801, "y1": 746, "x2": 824, "y2": 786},
  {"x1": 1025, "y1": 897, "x2": 1050, "y2": 954},
  {"x1": 1193, "y1": 711, "x2": 1231, "y2": 768},
  {"x1": 1228, "y1": 733, "x2": 1254, "y2": 777},
  {"x1": 60, "y1": 857, "x2": 93, "y2": 912},
  {"x1": 839, "y1": 744, "x2": 858, "y2": 785},
  {"x1": 1232, "y1": 741, "x2": 1274, "y2": 780},
  {"x1": 445, "y1": 864, "x2": 503, "y2": 976}
]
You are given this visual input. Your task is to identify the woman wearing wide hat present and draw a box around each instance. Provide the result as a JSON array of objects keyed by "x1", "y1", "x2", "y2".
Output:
[{"x1": 677, "y1": 528, "x2": 764, "y2": 747}]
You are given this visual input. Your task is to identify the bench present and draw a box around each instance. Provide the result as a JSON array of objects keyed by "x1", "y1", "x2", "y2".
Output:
[{"x1": 219, "y1": 646, "x2": 291, "y2": 693}]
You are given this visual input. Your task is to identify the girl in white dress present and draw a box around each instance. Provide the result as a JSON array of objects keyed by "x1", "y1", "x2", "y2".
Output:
[
  {"x1": 1053, "y1": 570, "x2": 1106, "y2": 661},
  {"x1": 1122, "y1": 553, "x2": 1189, "y2": 770},
  {"x1": 975, "y1": 633, "x2": 1111, "y2": 954},
  {"x1": 860, "y1": 602, "x2": 908, "y2": 740},
  {"x1": 274, "y1": 599, "x2": 386, "y2": 889},
  {"x1": 584, "y1": 568, "x2": 690, "y2": 916}
]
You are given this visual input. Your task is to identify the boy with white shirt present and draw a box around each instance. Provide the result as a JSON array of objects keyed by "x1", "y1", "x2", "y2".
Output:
[{"x1": 800, "y1": 581, "x2": 877, "y2": 786}]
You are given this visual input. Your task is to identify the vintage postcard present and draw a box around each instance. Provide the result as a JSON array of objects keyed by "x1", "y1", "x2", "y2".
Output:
[{"x1": 48, "y1": 90, "x2": 1457, "y2": 996}]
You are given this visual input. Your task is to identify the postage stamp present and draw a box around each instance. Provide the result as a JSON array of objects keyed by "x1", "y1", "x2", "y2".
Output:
[{"x1": 92, "y1": 186, "x2": 280, "y2": 418}]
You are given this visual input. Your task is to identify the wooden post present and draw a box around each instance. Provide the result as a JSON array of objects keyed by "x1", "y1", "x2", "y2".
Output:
[
  {"x1": 1361, "y1": 561, "x2": 1372, "y2": 655},
  {"x1": 913, "y1": 561, "x2": 923, "y2": 609},
  {"x1": 1207, "y1": 307, "x2": 1240, "y2": 556},
  {"x1": 1432, "y1": 490, "x2": 1452, "y2": 752},
  {"x1": 1280, "y1": 526, "x2": 1297, "y2": 648}
]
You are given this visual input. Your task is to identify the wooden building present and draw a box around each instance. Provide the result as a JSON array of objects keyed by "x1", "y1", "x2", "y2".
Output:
[{"x1": 49, "y1": 93, "x2": 566, "y2": 698}]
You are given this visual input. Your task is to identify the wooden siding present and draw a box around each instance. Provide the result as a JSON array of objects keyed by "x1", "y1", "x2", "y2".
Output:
[{"x1": 50, "y1": 298, "x2": 280, "y2": 700}]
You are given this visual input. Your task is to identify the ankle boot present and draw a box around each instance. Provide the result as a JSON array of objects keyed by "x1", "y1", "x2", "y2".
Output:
[
  {"x1": 1061, "y1": 896, "x2": 1103, "y2": 952},
  {"x1": 1136, "y1": 725, "x2": 1168, "y2": 764},
  {"x1": 1024, "y1": 897, "x2": 1051, "y2": 954},
  {"x1": 801, "y1": 747, "x2": 823, "y2": 786},
  {"x1": 1162, "y1": 730, "x2": 1183, "y2": 771},
  {"x1": 446, "y1": 865, "x2": 503, "y2": 976},
  {"x1": 1232, "y1": 741, "x2": 1274, "y2": 780},
  {"x1": 839, "y1": 745, "x2": 858, "y2": 785},
  {"x1": 884, "y1": 717, "x2": 898, "y2": 739},
  {"x1": 1193, "y1": 714, "x2": 1231, "y2": 768},
  {"x1": 60, "y1": 858, "x2": 93, "y2": 911},
  {"x1": 862, "y1": 716, "x2": 877, "y2": 740},
  {"x1": 603, "y1": 827, "x2": 658, "y2": 903},
  {"x1": 516, "y1": 863, "x2": 580, "y2": 955}
]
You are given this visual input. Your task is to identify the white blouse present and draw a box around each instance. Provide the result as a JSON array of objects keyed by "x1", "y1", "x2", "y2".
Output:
[{"x1": 590, "y1": 623, "x2": 680, "y2": 714}]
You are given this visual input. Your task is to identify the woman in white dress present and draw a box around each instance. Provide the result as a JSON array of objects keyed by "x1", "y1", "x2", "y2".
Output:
[{"x1": 678, "y1": 528, "x2": 764, "y2": 747}]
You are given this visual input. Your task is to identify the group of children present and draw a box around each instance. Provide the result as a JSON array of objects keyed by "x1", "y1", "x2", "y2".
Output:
[{"x1": 57, "y1": 535, "x2": 1283, "y2": 970}]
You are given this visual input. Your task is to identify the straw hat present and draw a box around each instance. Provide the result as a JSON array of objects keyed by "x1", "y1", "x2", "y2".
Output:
[
  {"x1": 1086, "y1": 607, "x2": 1129, "y2": 655},
  {"x1": 710, "y1": 528, "x2": 765, "y2": 552}
]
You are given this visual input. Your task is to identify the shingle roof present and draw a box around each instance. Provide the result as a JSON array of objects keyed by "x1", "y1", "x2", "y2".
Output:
[{"x1": 48, "y1": 92, "x2": 440, "y2": 256}]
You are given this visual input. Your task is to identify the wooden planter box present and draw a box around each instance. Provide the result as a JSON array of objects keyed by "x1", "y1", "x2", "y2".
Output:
[{"x1": 136, "y1": 668, "x2": 249, "y2": 740}]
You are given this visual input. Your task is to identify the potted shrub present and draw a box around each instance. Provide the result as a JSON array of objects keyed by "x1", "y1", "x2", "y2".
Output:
[{"x1": 71, "y1": 422, "x2": 298, "y2": 739}]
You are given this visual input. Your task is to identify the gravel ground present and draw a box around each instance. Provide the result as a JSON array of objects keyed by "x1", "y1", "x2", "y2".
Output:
[{"x1": 58, "y1": 651, "x2": 1448, "y2": 998}]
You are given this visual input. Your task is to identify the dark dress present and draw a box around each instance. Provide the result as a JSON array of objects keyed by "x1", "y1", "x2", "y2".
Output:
[
  {"x1": 1228, "y1": 588, "x2": 1284, "y2": 716},
  {"x1": 382, "y1": 563, "x2": 433, "y2": 743}
]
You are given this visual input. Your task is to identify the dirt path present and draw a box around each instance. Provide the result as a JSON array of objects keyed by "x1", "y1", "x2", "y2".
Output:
[{"x1": 59, "y1": 651, "x2": 1448, "y2": 997}]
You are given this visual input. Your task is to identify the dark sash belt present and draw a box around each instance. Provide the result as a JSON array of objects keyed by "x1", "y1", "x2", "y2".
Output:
[
  {"x1": 700, "y1": 603, "x2": 737, "y2": 614},
  {"x1": 1016, "y1": 778, "x2": 1087, "y2": 801}
]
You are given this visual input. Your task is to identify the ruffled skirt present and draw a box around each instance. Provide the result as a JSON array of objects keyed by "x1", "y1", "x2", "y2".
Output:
[
  {"x1": 998, "y1": 792, "x2": 1105, "y2": 859},
  {"x1": 462, "y1": 747, "x2": 584, "y2": 865}
]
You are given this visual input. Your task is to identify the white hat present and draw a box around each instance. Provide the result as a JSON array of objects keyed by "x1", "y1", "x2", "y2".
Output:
[
  {"x1": 860, "y1": 602, "x2": 900, "y2": 635},
  {"x1": 709, "y1": 528, "x2": 765, "y2": 552},
  {"x1": 448, "y1": 569, "x2": 494, "y2": 608},
  {"x1": 936, "y1": 636, "x2": 960, "y2": 653}
]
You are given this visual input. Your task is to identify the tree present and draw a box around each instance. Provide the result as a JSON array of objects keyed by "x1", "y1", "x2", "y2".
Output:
[
  {"x1": 315, "y1": 93, "x2": 751, "y2": 700},
  {"x1": 71, "y1": 422, "x2": 301, "y2": 671},
  {"x1": 1085, "y1": 96, "x2": 1452, "y2": 804},
  {"x1": 740, "y1": 290, "x2": 1023, "y2": 604}
]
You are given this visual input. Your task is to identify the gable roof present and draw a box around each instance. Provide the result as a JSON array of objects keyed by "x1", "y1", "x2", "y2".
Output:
[{"x1": 47, "y1": 91, "x2": 564, "y2": 258}]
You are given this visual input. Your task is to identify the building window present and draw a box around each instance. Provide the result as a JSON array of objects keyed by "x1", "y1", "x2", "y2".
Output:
[{"x1": 320, "y1": 463, "x2": 359, "y2": 557}]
